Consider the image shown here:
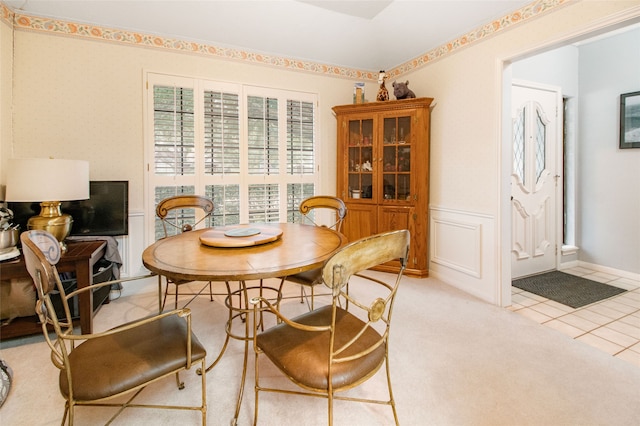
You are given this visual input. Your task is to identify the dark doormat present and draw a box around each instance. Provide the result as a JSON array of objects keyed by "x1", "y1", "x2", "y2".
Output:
[{"x1": 512, "y1": 270, "x2": 627, "y2": 308}]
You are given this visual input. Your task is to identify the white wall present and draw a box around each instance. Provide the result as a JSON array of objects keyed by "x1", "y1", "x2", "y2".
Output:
[
  {"x1": 578, "y1": 27, "x2": 640, "y2": 274},
  {"x1": 511, "y1": 45, "x2": 579, "y2": 97}
]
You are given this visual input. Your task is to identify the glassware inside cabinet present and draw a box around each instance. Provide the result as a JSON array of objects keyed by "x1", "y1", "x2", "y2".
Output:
[
  {"x1": 398, "y1": 174, "x2": 410, "y2": 200},
  {"x1": 362, "y1": 119, "x2": 373, "y2": 146},
  {"x1": 348, "y1": 119, "x2": 373, "y2": 146},
  {"x1": 347, "y1": 118, "x2": 374, "y2": 200},
  {"x1": 382, "y1": 172, "x2": 411, "y2": 201},
  {"x1": 398, "y1": 116, "x2": 411, "y2": 143},
  {"x1": 348, "y1": 146, "x2": 373, "y2": 200},
  {"x1": 383, "y1": 116, "x2": 411, "y2": 144},
  {"x1": 383, "y1": 118, "x2": 396, "y2": 144},
  {"x1": 381, "y1": 123, "x2": 412, "y2": 201},
  {"x1": 349, "y1": 120, "x2": 360, "y2": 146}
]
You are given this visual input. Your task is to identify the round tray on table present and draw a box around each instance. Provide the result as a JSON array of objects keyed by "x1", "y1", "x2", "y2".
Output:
[{"x1": 199, "y1": 225, "x2": 283, "y2": 248}]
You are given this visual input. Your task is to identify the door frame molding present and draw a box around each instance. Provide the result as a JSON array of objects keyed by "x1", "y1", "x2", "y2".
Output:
[{"x1": 498, "y1": 7, "x2": 640, "y2": 307}]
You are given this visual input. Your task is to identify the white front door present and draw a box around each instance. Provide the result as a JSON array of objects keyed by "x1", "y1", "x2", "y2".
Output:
[{"x1": 511, "y1": 82, "x2": 562, "y2": 279}]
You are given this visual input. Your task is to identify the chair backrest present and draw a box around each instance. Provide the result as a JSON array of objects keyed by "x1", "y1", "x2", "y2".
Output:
[
  {"x1": 321, "y1": 229, "x2": 409, "y2": 362},
  {"x1": 298, "y1": 195, "x2": 347, "y2": 232},
  {"x1": 156, "y1": 195, "x2": 214, "y2": 237},
  {"x1": 20, "y1": 230, "x2": 74, "y2": 361},
  {"x1": 21, "y1": 230, "x2": 61, "y2": 297}
]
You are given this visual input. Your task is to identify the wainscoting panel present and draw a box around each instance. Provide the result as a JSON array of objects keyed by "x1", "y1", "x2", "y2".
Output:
[
  {"x1": 429, "y1": 206, "x2": 499, "y2": 304},
  {"x1": 124, "y1": 211, "x2": 147, "y2": 276},
  {"x1": 431, "y1": 218, "x2": 482, "y2": 278},
  {"x1": 112, "y1": 211, "x2": 147, "y2": 278}
]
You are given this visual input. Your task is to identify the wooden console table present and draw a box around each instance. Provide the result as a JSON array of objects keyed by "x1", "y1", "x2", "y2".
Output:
[{"x1": 0, "y1": 240, "x2": 106, "y2": 340}]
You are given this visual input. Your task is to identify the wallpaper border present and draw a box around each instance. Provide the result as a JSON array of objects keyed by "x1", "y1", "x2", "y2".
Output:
[{"x1": 1, "y1": 0, "x2": 568, "y2": 81}]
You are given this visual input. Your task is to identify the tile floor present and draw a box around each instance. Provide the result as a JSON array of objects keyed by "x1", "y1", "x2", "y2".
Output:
[{"x1": 509, "y1": 266, "x2": 640, "y2": 368}]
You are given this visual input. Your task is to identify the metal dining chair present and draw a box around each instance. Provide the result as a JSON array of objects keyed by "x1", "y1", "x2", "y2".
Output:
[
  {"x1": 21, "y1": 230, "x2": 207, "y2": 425},
  {"x1": 156, "y1": 195, "x2": 217, "y2": 312},
  {"x1": 279, "y1": 195, "x2": 347, "y2": 310},
  {"x1": 251, "y1": 229, "x2": 410, "y2": 426}
]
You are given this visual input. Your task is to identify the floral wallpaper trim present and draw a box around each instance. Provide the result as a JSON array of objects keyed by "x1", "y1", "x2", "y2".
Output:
[
  {"x1": 3, "y1": 0, "x2": 568, "y2": 81},
  {"x1": 1, "y1": 3, "x2": 13, "y2": 28},
  {"x1": 390, "y1": 0, "x2": 570, "y2": 77}
]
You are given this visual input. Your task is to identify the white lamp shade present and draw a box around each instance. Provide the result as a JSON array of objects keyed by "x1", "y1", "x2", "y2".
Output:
[{"x1": 5, "y1": 158, "x2": 90, "y2": 202}]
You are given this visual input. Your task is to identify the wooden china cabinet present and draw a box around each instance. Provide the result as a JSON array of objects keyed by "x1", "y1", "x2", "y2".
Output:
[{"x1": 333, "y1": 97, "x2": 433, "y2": 277}]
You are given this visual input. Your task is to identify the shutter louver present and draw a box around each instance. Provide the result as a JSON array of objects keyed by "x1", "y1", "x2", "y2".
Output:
[
  {"x1": 207, "y1": 184, "x2": 241, "y2": 226},
  {"x1": 153, "y1": 86, "x2": 195, "y2": 176},
  {"x1": 149, "y1": 75, "x2": 318, "y2": 233},
  {"x1": 287, "y1": 100, "x2": 315, "y2": 175},
  {"x1": 287, "y1": 183, "x2": 315, "y2": 223},
  {"x1": 247, "y1": 96, "x2": 279, "y2": 175},
  {"x1": 204, "y1": 91, "x2": 240, "y2": 175},
  {"x1": 248, "y1": 183, "x2": 280, "y2": 223}
]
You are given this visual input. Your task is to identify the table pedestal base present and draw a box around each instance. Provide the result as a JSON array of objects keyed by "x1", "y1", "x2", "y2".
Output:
[{"x1": 200, "y1": 279, "x2": 283, "y2": 425}]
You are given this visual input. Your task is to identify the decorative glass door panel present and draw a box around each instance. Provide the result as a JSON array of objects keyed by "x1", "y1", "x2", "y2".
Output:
[
  {"x1": 381, "y1": 116, "x2": 411, "y2": 201},
  {"x1": 348, "y1": 118, "x2": 374, "y2": 200},
  {"x1": 511, "y1": 84, "x2": 558, "y2": 279}
]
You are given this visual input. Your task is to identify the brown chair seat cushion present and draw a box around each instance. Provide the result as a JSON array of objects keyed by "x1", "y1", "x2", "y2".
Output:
[
  {"x1": 169, "y1": 278, "x2": 194, "y2": 286},
  {"x1": 285, "y1": 268, "x2": 322, "y2": 286},
  {"x1": 60, "y1": 315, "x2": 206, "y2": 400},
  {"x1": 256, "y1": 305, "x2": 385, "y2": 391}
]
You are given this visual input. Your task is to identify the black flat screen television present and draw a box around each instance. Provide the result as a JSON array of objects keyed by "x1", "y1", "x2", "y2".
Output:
[{"x1": 8, "y1": 180, "x2": 129, "y2": 237}]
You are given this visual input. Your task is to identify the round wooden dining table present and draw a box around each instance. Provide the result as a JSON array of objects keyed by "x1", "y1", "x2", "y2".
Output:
[
  {"x1": 142, "y1": 222, "x2": 346, "y2": 282},
  {"x1": 142, "y1": 222, "x2": 347, "y2": 425}
]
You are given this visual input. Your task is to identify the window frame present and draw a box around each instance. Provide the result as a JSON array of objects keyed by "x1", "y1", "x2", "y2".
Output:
[{"x1": 143, "y1": 72, "x2": 320, "y2": 244}]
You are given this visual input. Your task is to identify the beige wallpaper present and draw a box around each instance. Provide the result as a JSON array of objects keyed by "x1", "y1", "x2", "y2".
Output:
[
  {"x1": 10, "y1": 32, "x2": 360, "y2": 211},
  {"x1": 0, "y1": 15, "x2": 12, "y2": 197}
]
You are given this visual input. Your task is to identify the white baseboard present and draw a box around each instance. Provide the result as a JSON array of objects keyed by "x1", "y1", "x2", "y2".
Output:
[
  {"x1": 574, "y1": 261, "x2": 640, "y2": 282},
  {"x1": 559, "y1": 259, "x2": 579, "y2": 270},
  {"x1": 429, "y1": 206, "x2": 498, "y2": 305}
]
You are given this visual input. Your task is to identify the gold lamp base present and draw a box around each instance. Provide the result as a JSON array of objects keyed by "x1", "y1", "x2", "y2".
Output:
[{"x1": 27, "y1": 201, "x2": 73, "y2": 252}]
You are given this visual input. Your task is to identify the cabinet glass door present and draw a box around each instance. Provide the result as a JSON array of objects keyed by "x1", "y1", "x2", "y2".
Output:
[
  {"x1": 382, "y1": 116, "x2": 411, "y2": 201},
  {"x1": 347, "y1": 118, "x2": 374, "y2": 200}
]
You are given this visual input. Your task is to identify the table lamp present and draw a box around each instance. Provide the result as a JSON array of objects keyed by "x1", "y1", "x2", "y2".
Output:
[{"x1": 5, "y1": 158, "x2": 89, "y2": 252}]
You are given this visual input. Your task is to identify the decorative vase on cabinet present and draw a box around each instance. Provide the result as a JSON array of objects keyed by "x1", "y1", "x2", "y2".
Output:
[{"x1": 333, "y1": 97, "x2": 433, "y2": 277}]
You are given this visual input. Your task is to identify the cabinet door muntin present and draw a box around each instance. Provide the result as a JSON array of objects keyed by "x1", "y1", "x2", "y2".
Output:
[
  {"x1": 380, "y1": 115, "x2": 412, "y2": 201},
  {"x1": 347, "y1": 118, "x2": 374, "y2": 200}
]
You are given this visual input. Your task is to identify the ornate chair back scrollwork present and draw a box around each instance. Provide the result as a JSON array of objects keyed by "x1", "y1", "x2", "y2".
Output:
[
  {"x1": 280, "y1": 195, "x2": 347, "y2": 309},
  {"x1": 21, "y1": 230, "x2": 207, "y2": 425},
  {"x1": 252, "y1": 229, "x2": 409, "y2": 426},
  {"x1": 296, "y1": 195, "x2": 347, "y2": 232}
]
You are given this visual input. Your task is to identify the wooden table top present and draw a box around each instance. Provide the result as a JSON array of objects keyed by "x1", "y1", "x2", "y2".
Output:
[{"x1": 142, "y1": 223, "x2": 347, "y2": 282}]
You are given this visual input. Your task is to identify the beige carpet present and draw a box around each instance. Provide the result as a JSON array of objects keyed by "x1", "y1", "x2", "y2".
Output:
[{"x1": 1, "y1": 273, "x2": 639, "y2": 425}]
